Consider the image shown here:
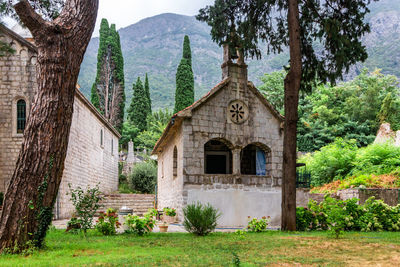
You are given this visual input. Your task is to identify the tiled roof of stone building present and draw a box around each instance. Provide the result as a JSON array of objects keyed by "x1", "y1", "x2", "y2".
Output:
[
  {"x1": 152, "y1": 76, "x2": 284, "y2": 155},
  {"x1": 0, "y1": 24, "x2": 121, "y2": 139}
]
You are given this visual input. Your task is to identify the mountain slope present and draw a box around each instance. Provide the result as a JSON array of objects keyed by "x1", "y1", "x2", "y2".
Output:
[{"x1": 78, "y1": 0, "x2": 400, "y2": 110}]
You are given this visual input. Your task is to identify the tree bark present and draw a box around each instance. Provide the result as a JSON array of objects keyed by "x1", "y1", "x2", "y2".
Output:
[
  {"x1": 281, "y1": 0, "x2": 302, "y2": 231},
  {"x1": 0, "y1": 0, "x2": 98, "y2": 252}
]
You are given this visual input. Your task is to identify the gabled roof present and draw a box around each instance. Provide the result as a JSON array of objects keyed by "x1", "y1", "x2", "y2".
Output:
[{"x1": 152, "y1": 78, "x2": 284, "y2": 155}]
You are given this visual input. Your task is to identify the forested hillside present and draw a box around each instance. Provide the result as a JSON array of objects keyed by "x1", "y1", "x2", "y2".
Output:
[{"x1": 78, "y1": 0, "x2": 400, "y2": 110}]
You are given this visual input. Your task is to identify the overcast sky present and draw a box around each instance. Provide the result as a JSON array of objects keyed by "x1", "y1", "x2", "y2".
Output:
[
  {"x1": 5, "y1": 0, "x2": 215, "y2": 37},
  {"x1": 94, "y1": 0, "x2": 214, "y2": 35}
]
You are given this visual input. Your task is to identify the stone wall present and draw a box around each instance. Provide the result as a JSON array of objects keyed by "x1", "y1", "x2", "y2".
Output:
[
  {"x1": 55, "y1": 91, "x2": 119, "y2": 219},
  {"x1": 156, "y1": 124, "x2": 185, "y2": 220},
  {"x1": 297, "y1": 188, "x2": 400, "y2": 208},
  {"x1": 0, "y1": 27, "x2": 37, "y2": 193}
]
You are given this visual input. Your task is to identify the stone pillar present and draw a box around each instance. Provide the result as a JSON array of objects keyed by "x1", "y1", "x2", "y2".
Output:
[
  {"x1": 126, "y1": 140, "x2": 135, "y2": 163},
  {"x1": 232, "y1": 148, "x2": 241, "y2": 175}
]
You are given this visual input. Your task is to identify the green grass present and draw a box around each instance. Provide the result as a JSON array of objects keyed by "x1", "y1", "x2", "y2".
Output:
[{"x1": 1, "y1": 230, "x2": 400, "y2": 266}]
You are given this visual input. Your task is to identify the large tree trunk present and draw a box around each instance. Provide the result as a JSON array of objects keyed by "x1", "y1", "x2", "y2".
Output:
[
  {"x1": 0, "y1": 0, "x2": 98, "y2": 252},
  {"x1": 281, "y1": 0, "x2": 302, "y2": 231}
]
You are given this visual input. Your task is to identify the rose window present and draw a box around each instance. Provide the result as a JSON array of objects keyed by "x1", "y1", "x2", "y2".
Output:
[{"x1": 228, "y1": 100, "x2": 248, "y2": 124}]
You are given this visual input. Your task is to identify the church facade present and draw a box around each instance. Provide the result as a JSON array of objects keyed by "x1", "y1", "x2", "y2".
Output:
[
  {"x1": 153, "y1": 46, "x2": 284, "y2": 227},
  {"x1": 0, "y1": 25, "x2": 120, "y2": 219}
]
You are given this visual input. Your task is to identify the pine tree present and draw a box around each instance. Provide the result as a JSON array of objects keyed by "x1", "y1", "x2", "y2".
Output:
[
  {"x1": 91, "y1": 18, "x2": 125, "y2": 132},
  {"x1": 174, "y1": 35, "x2": 194, "y2": 113},
  {"x1": 128, "y1": 77, "x2": 148, "y2": 132},
  {"x1": 144, "y1": 73, "x2": 152, "y2": 115}
]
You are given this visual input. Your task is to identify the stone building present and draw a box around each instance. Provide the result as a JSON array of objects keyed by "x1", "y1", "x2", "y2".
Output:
[
  {"x1": 0, "y1": 25, "x2": 120, "y2": 219},
  {"x1": 153, "y1": 46, "x2": 284, "y2": 227}
]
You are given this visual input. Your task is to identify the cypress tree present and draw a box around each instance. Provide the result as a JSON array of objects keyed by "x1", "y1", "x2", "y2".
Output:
[
  {"x1": 174, "y1": 35, "x2": 194, "y2": 113},
  {"x1": 144, "y1": 73, "x2": 152, "y2": 115},
  {"x1": 91, "y1": 18, "x2": 125, "y2": 133},
  {"x1": 182, "y1": 35, "x2": 192, "y2": 67},
  {"x1": 128, "y1": 77, "x2": 148, "y2": 132}
]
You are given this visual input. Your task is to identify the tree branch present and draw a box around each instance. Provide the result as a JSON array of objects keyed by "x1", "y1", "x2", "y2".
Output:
[{"x1": 14, "y1": 0, "x2": 49, "y2": 37}]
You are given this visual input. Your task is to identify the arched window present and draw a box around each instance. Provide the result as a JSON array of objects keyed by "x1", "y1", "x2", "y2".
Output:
[
  {"x1": 204, "y1": 139, "x2": 233, "y2": 174},
  {"x1": 16, "y1": 99, "x2": 26, "y2": 134},
  {"x1": 100, "y1": 129, "x2": 104, "y2": 147},
  {"x1": 241, "y1": 143, "x2": 271, "y2": 176},
  {"x1": 173, "y1": 146, "x2": 178, "y2": 178}
]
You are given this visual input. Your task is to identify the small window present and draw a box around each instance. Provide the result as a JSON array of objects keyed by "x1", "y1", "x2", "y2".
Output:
[
  {"x1": 173, "y1": 146, "x2": 178, "y2": 178},
  {"x1": 17, "y1": 99, "x2": 26, "y2": 134},
  {"x1": 111, "y1": 138, "x2": 114, "y2": 155},
  {"x1": 100, "y1": 129, "x2": 104, "y2": 147}
]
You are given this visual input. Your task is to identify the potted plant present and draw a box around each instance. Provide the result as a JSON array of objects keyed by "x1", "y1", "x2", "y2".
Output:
[
  {"x1": 159, "y1": 222, "x2": 169, "y2": 233},
  {"x1": 162, "y1": 207, "x2": 177, "y2": 224}
]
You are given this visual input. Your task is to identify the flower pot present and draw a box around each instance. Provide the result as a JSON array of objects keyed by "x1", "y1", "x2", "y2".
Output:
[
  {"x1": 163, "y1": 215, "x2": 176, "y2": 224},
  {"x1": 159, "y1": 225, "x2": 168, "y2": 233}
]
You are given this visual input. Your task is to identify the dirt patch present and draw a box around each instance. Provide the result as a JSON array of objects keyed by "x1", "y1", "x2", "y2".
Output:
[{"x1": 269, "y1": 235, "x2": 400, "y2": 266}]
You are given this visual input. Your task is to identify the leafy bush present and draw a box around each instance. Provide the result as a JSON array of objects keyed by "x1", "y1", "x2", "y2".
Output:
[
  {"x1": 351, "y1": 142, "x2": 400, "y2": 176},
  {"x1": 301, "y1": 139, "x2": 400, "y2": 187},
  {"x1": 247, "y1": 216, "x2": 269, "y2": 232},
  {"x1": 129, "y1": 162, "x2": 157, "y2": 193},
  {"x1": 68, "y1": 184, "x2": 103, "y2": 234},
  {"x1": 296, "y1": 196, "x2": 400, "y2": 234},
  {"x1": 300, "y1": 138, "x2": 358, "y2": 186},
  {"x1": 124, "y1": 210, "x2": 155, "y2": 236},
  {"x1": 163, "y1": 207, "x2": 176, "y2": 217},
  {"x1": 95, "y1": 208, "x2": 121, "y2": 236},
  {"x1": 183, "y1": 202, "x2": 221, "y2": 236}
]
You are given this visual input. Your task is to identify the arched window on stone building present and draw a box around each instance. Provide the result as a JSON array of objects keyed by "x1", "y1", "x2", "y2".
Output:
[
  {"x1": 204, "y1": 139, "x2": 233, "y2": 174},
  {"x1": 16, "y1": 99, "x2": 26, "y2": 134},
  {"x1": 173, "y1": 146, "x2": 178, "y2": 178},
  {"x1": 241, "y1": 143, "x2": 271, "y2": 176},
  {"x1": 100, "y1": 129, "x2": 104, "y2": 147}
]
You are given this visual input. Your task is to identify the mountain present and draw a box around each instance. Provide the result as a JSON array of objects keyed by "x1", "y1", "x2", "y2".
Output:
[{"x1": 78, "y1": 0, "x2": 400, "y2": 110}]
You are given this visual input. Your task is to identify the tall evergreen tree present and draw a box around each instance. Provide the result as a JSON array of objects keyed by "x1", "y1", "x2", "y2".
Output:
[
  {"x1": 174, "y1": 35, "x2": 194, "y2": 113},
  {"x1": 91, "y1": 18, "x2": 125, "y2": 132},
  {"x1": 144, "y1": 73, "x2": 152, "y2": 115},
  {"x1": 182, "y1": 35, "x2": 192, "y2": 67},
  {"x1": 128, "y1": 77, "x2": 148, "y2": 132}
]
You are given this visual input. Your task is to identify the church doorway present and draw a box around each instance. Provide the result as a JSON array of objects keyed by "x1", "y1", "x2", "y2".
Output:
[{"x1": 204, "y1": 139, "x2": 233, "y2": 174}]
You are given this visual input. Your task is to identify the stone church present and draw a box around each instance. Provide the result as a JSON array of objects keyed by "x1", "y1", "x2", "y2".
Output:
[
  {"x1": 153, "y1": 45, "x2": 284, "y2": 227},
  {"x1": 0, "y1": 25, "x2": 120, "y2": 219}
]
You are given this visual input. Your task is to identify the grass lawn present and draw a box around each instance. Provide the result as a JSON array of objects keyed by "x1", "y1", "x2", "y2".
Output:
[{"x1": 1, "y1": 230, "x2": 400, "y2": 266}]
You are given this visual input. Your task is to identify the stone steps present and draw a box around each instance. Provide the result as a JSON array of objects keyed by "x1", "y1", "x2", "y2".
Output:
[{"x1": 97, "y1": 194, "x2": 155, "y2": 216}]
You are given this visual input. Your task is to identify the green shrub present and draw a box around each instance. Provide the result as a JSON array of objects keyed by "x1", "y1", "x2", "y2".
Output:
[
  {"x1": 351, "y1": 142, "x2": 400, "y2": 176},
  {"x1": 163, "y1": 207, "x2": 176, "y2": 217},
  {"x1": 300, "y1": 138, "x2": 358, "y2": 186},
  {"x1": 124, "y1": 210, "x2": 155, "y2": 236},
  {"x1": 95, "y1": 208, "x2": 121, "y2": 236},
  {"x1": 247, "y1": 216, "x2": 269, "y2": 232},
  {"x1": 68, "y1": 184, "x2": 103, "y2": 234},
  {"x1": 183, "y1": 202, "x2": 221, "y2": 236},
  {"x1": 296, "y1": 196, "x2": 400, "y2": 233},
  {"x1": 128, "y1": 162, "x2": 157, "y2": 193}
]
